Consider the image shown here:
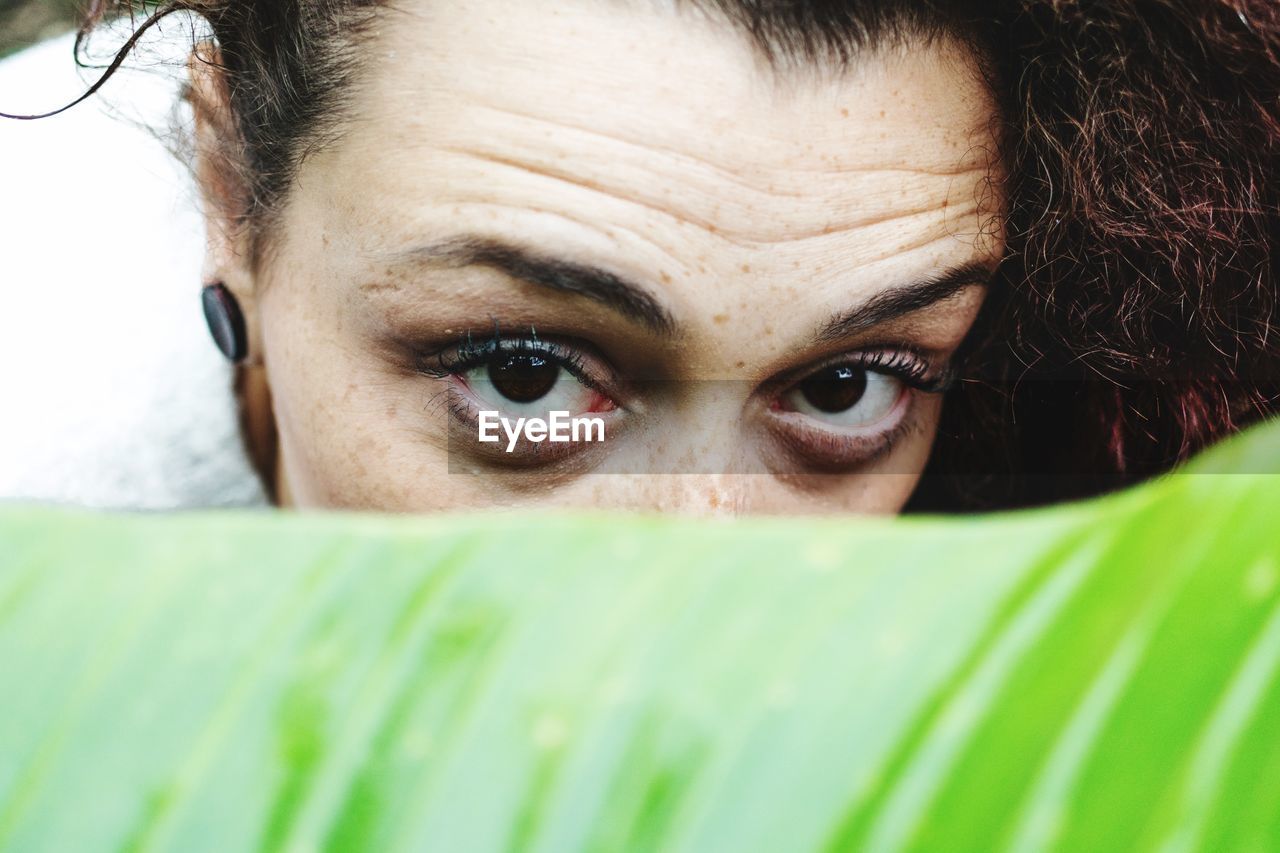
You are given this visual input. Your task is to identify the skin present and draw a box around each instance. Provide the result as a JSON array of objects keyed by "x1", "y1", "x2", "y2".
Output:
[{"x1": 204, "y1": 0, "x2": 1006, "y2": 515}]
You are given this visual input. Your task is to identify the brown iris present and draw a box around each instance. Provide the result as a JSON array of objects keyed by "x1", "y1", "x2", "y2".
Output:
[
  {"x1": 798, "y1": 365, "x2": 867, "y2": 413},
  {"x1": 487, "y1": 354, "x2": 559, "y2": 403}
]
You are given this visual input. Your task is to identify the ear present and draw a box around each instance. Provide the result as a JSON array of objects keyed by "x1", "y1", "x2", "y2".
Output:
[
  {"x1": 187, "y1": 43, "x2": 263, "y2": 364},
  {"x1": 188, "y1": 44, "x2": 279, "y2": 497}
]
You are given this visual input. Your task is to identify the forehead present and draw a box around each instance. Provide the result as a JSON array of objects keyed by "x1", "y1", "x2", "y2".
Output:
[{"x1": 295, "y1": 0, "x2": 1001, "y2": 293}]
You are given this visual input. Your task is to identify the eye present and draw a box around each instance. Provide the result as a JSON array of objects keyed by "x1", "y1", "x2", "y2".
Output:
[
  {"x1": 779, "y1": 364, "x2": 905, "y2": 428},
  {"x1": 421, "y1": 335, "x2": 618, "y2": 420},
  {"x1": 463, "y1": 351, "x2": 605, "y2": 416}
]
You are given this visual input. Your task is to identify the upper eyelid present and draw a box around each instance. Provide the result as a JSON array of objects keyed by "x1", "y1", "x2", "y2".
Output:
[
  {"x1": 421, "y1": 335, "x2": 614, "y2": 395},
  {"x1": 767, "y1": 347, "x2": 947, "y2": 395},
  {"x1": 417, "y1": 330, "x2": 951, "y2": 393},
  {"x1": 418, "y1": 334, "x2": 558, "y2": 369}
]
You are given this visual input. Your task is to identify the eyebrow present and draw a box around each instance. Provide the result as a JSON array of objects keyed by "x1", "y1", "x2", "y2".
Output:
[
  {"x1": 383, "y1": 236, "x2": 991, "y2": 342},
  {"x1": 383, "y1": 237, "x2": 678, "y2": 337},
  {"x1": 813, "y1": 261, "x2": 994, "y2": 344}
]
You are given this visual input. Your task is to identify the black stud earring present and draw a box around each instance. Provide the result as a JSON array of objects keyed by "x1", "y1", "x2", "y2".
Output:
[{"x1": 201, "y1": 282, "x2": 248, "y2": 363}]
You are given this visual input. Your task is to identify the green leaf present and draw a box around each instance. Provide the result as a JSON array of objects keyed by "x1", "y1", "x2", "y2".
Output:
[{"x1": 1, "y1": 420, "x2": 1278, "y2": 852}]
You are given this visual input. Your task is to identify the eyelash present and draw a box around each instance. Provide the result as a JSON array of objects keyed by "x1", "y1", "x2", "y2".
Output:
[
  {"x1": 807, "y1": 348, "x2": 954, "y2": 394},
  {"x1": 416, "y1": 327, "x2": 952, "y2": 394},
  {"x1": 415, "y1": 329, "x2": 609, "y2": 396}
]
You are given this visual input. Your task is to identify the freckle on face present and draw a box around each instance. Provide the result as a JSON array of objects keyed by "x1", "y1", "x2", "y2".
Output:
[{"x1": 255, "y1": 0, "x2": 1004, "y2": 514}]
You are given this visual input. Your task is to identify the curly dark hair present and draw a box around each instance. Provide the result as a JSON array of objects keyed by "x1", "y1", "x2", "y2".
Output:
[
  {"x1": 8, "y1": 0, "x2": 1280, "y2": 511},
  {"x1": 938, "y1": 0, "x2": 1280, "y2": 509}
]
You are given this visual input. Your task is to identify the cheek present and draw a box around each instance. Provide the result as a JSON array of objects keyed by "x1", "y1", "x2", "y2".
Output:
[
  {"x1": 258, "y1": 278, "x2": 454, "y2": 510},
  {"x1": 867, "y1": 392, "x2": 944, "y2": 510}
]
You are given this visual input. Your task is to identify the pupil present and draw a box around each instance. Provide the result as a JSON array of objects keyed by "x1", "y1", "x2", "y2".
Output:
[
  {"x1": 800, "y1": 366, "x2": 867, "y2": 413},
  {"x1": 488, "y1": 354, "x2": 559, "y2": 403}
]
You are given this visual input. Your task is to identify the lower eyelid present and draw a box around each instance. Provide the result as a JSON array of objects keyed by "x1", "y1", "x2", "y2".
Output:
[
  {"x1": 765, "y1": 388, "x2": 916, "y2": 471},
  {"x1": 442, "y1": 381, "x2": 620, "y2": 466}
]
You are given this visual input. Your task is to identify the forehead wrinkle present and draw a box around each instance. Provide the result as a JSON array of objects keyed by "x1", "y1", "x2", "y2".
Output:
[
  {"x1": 458, "y1": 99, "x2": 996, "y2": 201},
  {"x1": 463, "y1": 102, "x2": 814, "y2": 200},
  {"x1": 434, "y1": 142, "x2": 991, "y2": 249},
  {"x1": 330, "y1": 2, "x2": 1004, "y2": 256},
  {"x1": 426, "y1": 199, "x2": 700, "y2": 278},
  {"x1": 794, "y1": 225, "x2": 1001, "y2": 305}
]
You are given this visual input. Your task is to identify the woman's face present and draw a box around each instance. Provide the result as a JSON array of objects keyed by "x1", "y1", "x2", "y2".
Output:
[{"x1": 235, "y1": 0, "x2": 1005, "y2": 514}]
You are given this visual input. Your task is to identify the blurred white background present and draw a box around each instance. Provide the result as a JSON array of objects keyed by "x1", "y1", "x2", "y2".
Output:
[{"x1": 0, "y1": 28, "x2": 265, "y2": 508}]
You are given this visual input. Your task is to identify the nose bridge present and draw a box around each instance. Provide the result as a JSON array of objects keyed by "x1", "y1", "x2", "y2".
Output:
[
  {"x1": 586, "y1": 382, "x2": 766, "y2": 514},
  {"x1": 639, "y1": 379, "x2": 754, "y2": 475},
  {"x1": 642, "y1": 473, "x2": 754, "y2": 517},
  {"x1": 683, "y1": 474, "x2": 752, "y2": 517}
]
